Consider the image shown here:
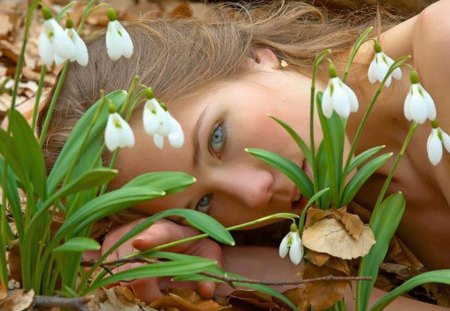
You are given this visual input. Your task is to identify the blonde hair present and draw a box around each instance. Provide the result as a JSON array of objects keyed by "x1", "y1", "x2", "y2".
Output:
[{"x1": 38, "y1": 1, "x2": 402, "y2": 172}]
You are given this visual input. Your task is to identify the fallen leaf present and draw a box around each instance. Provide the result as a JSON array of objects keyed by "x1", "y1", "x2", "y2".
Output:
[
  {"x1": 302, "y1": 218, "x2": 375, "y2": 260},
  {"x1": 304, "y1": 250, "x2": 330, "y2": 267},
  {"x1": 282, "y1": 287, "x2": 310, "y2": 311},
  {"x1": 229, "y1": 289, "x2": 290, "y2": 310},
  {"x1": 0, "y1": 289, "x2": 34, "y2": 311},
  {"x1": 333, "y1": 207, "x2": 365, "y2": 239},
  {"x1": 302, "y1": 262, "x2": 349, "y2": 311},
  {"x1": 0, "y1": 282, "x2": 6, "y2": 300},
  {"x1": 7, "y1": 240, "x2": 21, "y2": 284}
]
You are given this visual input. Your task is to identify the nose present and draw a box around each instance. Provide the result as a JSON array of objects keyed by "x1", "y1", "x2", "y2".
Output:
[{"x1": 210, "y1": 165, "x2": 274, "y2": 209}]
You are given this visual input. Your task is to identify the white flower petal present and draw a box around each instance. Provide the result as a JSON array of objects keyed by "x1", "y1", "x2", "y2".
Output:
[
  {"x1": 321, "y1": 85, "x2": 334, "y2": 118},
  {"x1": 331, "y1": 80, "x2": 350, "y2": 119},
  {"x1": 168, "y1": 118, "x2": 185, "y2": 148},
  {"x1": 392, "y1": 67, "x2": 402, "y2": 80},
  {"x1": 419, "y1": 84, "x2": 436, "y2": 121},
  {"x1": 154, "y1": 133, "x2": 164, "y2": 149},
  {"x1": 143, "y1": 102, "x2": 160, "y2": 135},
  {"x1": 342, "y1": 83, "x2": 359, "y2": 112},
  {"x1": 105, "y1": 114, "x2": 120, "y2": 151},
  {"x1": 289, "y1": 233, "x2": 303, "y2": 265},
  {"x1": 69, "y1": 29, "x2": 89, "y2": 66},
  {"x1": 403, "y1": 90, "x2": 412, "y2": 121},
  {"x1": 441, "y1": 129, "x2": 450, "y2": 153},
  {"x1": 279, "y1": 233, "x2": 290, "y2": 258},
  {"x1": 427, "y1": 129, "x2": 443, "y2": 166},
  {"x1": 383, "y1": 75, "x2": 392, "y2": 88},
  {"x1": 116, "y1": 22, "x2": 133, "y2": 58},
  {"x1": 38, "y1": 32, "x2": 54, "y2": 66},
  {"x1": 117, "y1": 116, "x2": 135, "y2": 148},
  {"x1": 106, "y1": 21, "x2": 124, "y2": 61},
  {"x1": 409, "y1": 87, "x2": 428, "y2": 124},
  {"x1": 48, "y1": 20, "x2": 75, "y2": 61},
  {"x1": 54, "y1": 53, "x2": 66, "y2": 66},
  {"x1": 368, "y1": 58, "x2": 378, "y2": 84}
]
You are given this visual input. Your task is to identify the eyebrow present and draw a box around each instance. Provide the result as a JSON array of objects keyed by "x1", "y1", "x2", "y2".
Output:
[{"x1": 192, "y1": 106, "x2": 208, "y2": 168}]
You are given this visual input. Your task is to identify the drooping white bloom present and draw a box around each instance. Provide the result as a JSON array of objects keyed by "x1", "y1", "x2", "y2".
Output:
[
  {"x1": 66, "y1": 27, "x2": 89, "y2": 66},
  {"x1": 322, "y1": 77, "x2": 359, "y2": 119},
  {"x1": 368, "y1": 42, "x2": 402, "y2": 87},
  {"x1": 143, "y1": 97, "x2": 184, "y2": 149},
  {"x1": 403, "y1": 71, "x2": 436, "y2": 124},
  {"x1": 105, "y1": 8, "x2": 133, "y2": 61},
  {"x1": 104, "y1": 112, "x2": 135, "y2": 151},
  {"x1": 38, "y1": 17, "x2": 75, "y2": 66},
  {"x1": 441, "y1": 128, "x2": 450, "y2": 154},
  {"x1": 279, "y1": 224, "x2": 303, "y2": 265},
  {"x1": 427, "y1": 128, "x2": 443, "y2": 166}
]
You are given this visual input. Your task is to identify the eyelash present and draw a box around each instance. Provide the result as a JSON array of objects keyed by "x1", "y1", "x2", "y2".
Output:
[{"x1": 195, "y1": 122, "x2": 227, "y2": 213}]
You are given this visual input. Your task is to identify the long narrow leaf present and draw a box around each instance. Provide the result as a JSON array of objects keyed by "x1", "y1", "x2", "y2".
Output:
[
  {"x1": 356, "y1": 193, "x2": 405, "y2": 311},
  {"x1": 246, "y1": 148, "x2": 314, "y2": 199},
  {"x1": 52, "y1": 237, "x2": 100, "y2": 253},
  {"x1": 341, "y1": 153, "x2": 392, "y2": 206},
  {"x1": 346, "y1": 145, "x2": 385, "y2": 175},
  {"x1": 0, "y1": 157, "x2": 23, "y2": 237},
  {"x1": 269, "y1": 116, "x2": 312, "y2": 165},
  {"x1": 370, "y1": 270, "x2": 450, "y2": 311}
]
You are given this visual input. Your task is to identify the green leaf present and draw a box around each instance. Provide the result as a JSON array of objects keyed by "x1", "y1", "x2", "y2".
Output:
[
  {"x1": 269, "y1": 116, "x2": 312, "y2": 165},
  {"x1": 246, "y1": 148, "x2": 314, "y2": 199},
  {"x1": 47, "y1": 90, "x2": 127, "y2": 193},
  {"x1": 0, "y1": 157, "x2": 23, "y2": 238},
  {"x1": 356, "y1": 193, "x2": 405, "y2": 311},
  {"x1": 316, "y1": 92, "x2": 345, "y2": 206},
  {"x1": 89, "y1": 260, "x2": 216, "y2": 291},
  {"x1": 340, "y1": 153, "x2": 392, "y2": 206},
  {"x1": 56, "y1": 168, "x2": 117, "y2": 198},
  {"x1": 53, "y1": 237, "x2": 100, "y2": 253},
  {"x1": 54, "y1": 1, "x2": 76, "y2": 21},
  {"x1": 125, "y1": 171, "x2": 195, "y2": 195},
  {"x1": 315, "y1": 142, "x2": 330, "y2": 208},
  {"x1": 346, "y1": 145, "x2": 385, "y2": 175},
  {"x1": 370, "y1": 270, "x2": 450, "y2": 311},
  {"x1": 4, "y1": 110, "x2": 47, "y2": 199}
]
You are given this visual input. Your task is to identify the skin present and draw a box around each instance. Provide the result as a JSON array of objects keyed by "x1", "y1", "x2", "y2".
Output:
[{"x1": 100, "y1": 0, "x2": 450, "y2": 308}]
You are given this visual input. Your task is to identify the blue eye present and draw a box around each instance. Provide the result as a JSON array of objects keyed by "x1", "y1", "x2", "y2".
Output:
[
  {"x1": 196, "y1": 194, "x2": 212, "y2": 213},
  {"x1": 209, "y1": 123, "x2": 226, "y2": 156}
]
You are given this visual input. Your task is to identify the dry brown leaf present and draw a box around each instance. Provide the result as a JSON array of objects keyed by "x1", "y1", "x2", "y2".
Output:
[
  {"x1": 304, "y1": 250, "x2": 330, "y2": 267},
  {"x1": 302, "y1": 218, "x2": 375, "y2": 260},
  {"x1": 168, "y1": 3, "x2": 193, "y2": 18},
  {"x1": 7, "y1": 240, "x2": 21, "y2": 284},
  {"x1": 302, "y1": 262, "x2": 349, "y2": 311},
  {"x1": 282, "y1": 287, "x2": 310, "y2": 311},
  {"x1": 0, "y1": 281, "x2": 7, "y2": 300},
  {"x1": 333, "y1": 208, "x2": 365, "y2": 239},
  {"x1": 229, "y1": 289, "x2": 290, "y2": 310},
  {"x1": 149, "y1": 288, "x2": 227, "y2": 311},
  {"x1": 304, "y1": 208, "x2": 332, "y2": 228},
  {"x1": 386, "y1": 236, "x2": 424, "y2": 270},
  {"x1": 0, "y1": 289, "x2": 34, "y2": 311},
  {"x1": 0, "y1": 13, "x2": 13, "y2": 40}
]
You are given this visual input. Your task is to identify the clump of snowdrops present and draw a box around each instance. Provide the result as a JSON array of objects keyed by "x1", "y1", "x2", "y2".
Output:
[{"x1": 247, "y1": 28, "x2": 450, "y2": 310}]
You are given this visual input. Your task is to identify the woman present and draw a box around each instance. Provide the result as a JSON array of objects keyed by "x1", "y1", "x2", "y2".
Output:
[{"x1": 39, "y1": 0, "x2": 450, "y2": 308}]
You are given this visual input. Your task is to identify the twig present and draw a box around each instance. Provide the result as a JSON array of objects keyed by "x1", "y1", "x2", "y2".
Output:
[
  {"x1": 201, "y1": 272, "x2": 371, "y2": 286},
  {"x1": 34, "y1": 295, "x2": 90, "y2": 311}
]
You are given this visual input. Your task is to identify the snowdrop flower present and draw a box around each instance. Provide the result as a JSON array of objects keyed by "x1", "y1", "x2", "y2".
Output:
[
  {"x1": 142, "y1": 89, "x2": 184, "y2": 149},
  {"x1": 38, "y1": 8, "x2": 75, "y2": 66},
  {"x1": 65, "y1": 18, "x2": 88, "y2": 66},
  {"x1": 104, "y1": 103, "x2": 135, "y2": 152},
  {"x1": 427, "y1": 124, "x2": 450, "y2": 166},
  {"x1": 368, "y1": 42, "x2": 402, "y2": 87},
  {"x1": 105, "y1": 8, "x2": 133, "y2": 61},
  {"x1": 403, "y1": 71, "x2": 436, "y2": 124},
  {"x1": 322, "y1": 63, "x2": 359, "y2": 119},
  {"x1": 279, "y1": 223, "x2": 303, "y2": 265}
]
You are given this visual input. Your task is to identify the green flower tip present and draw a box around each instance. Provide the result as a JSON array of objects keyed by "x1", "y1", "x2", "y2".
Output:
[
  {"x1": 409, "y1": 70, "x2": 420, "y2": 84},
  {"x1": 41, "y1": 7, "x2": 52, "y2": 20},
  {"x1": 374, "y1": 41, "x2": 382, "y2": 53},
  {"x1": 290, "y1": 222, "x2": 298, "y2": 232},
  {"x1": 65, "y1": 18, "x2": 74, "y2": 29},
  {"x1": 144, "y1": 87, "x2": 154, "y2": 99},
  {"x1": 431, "y1": 119, "x2": 439, "y2": 129},
  {"x1": 328, "y1": 63, "x2": 338, "y2": 78},
  {"x1": 106, "y1": 8, "x2": 117, "y2": 21},
  {"x1": 107, "y1": 100, "x2": 117, "y2": 113},
  {"x1": 159, "y1": 101, "x2": 168, "y2": 111}
]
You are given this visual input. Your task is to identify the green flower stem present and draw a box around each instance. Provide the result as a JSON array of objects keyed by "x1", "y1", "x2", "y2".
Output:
[
  {"x1": 76, "y1": 0, "x2": 98, "y2": 33},
  {"x1": 341, "y1": 56, "x2": 411, "y2": 194},
  {"x1": 373, "y1": 122, "x2": 418, "y2": 211},
  {"x1": 341, "y1": 27, "x2": 374, "y2": 83},
  {"x1": 31, "y1": 66, "x2": 47, "y2": 133},
  {"x1": 39, "y1": 64, "x2": 69, "y2": 146},
  {"x1": 310, "y1": 50, "x2": 330, "y2": 207}
]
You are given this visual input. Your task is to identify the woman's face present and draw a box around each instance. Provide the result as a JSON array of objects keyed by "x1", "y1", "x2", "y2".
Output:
[{"x1": 115, "y1": 49, "x2": 327, "y2": 227}]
